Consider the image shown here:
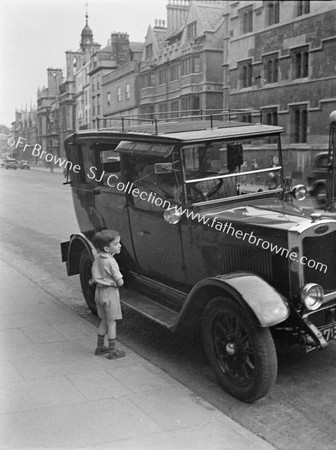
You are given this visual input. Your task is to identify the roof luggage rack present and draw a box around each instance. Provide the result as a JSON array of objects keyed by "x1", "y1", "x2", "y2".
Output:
[{"x1": 96, "y1": 109, "x2": 262, "y2": 135}]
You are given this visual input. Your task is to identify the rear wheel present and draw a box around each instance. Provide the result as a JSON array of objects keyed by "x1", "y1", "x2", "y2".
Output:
[
  {"x1": 79, "y1": 249, "x2": 97, "y2": 315},
  {"x1": 202, "y1": 296, "x2": 277, "y2": 402}
]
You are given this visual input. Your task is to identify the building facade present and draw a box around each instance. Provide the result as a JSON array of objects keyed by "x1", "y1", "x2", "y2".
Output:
[
  {"x1": 10, "y1": 108, "x2": 38, "y2": 161},
  {"x1": 225, "y1": 0, "x2": 336, "y2": 179},
  {"x1": 72, "y1": 12, "x2": 100, "y2": 132},
  {"x1": 101, "y1": 37, "x2": 143, "y2": 126},
  {"x1": 37, "y1": 68, "x2": 63, "y2": 165},
  {"x1": 139, "y1": 0, "x2": 227, "y2": 120}
]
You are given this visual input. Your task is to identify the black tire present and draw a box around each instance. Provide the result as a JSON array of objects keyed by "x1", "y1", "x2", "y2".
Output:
[
  {"x1": 79, "y1": 249, "x2": 97, "y2": 315},
  {"x1": 202, "y1": 296, "x2": 277, "y2": 403},
  {"x1": 315, "y1": 184, "x2": 326, "y2": 207}
]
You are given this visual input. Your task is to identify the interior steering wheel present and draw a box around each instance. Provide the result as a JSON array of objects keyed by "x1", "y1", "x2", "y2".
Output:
[{"x1": 191, "y1": 179, "x2": 223, "y2": 201}]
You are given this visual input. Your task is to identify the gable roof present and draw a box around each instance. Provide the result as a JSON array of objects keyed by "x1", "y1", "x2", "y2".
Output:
[{"x1": 197, "y1": 4, "x2": 224, "y2": 32}]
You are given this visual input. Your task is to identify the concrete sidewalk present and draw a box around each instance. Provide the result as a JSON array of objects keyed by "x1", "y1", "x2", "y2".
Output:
[{"x1": 0, "y1": 259, "x2": 274, "y2": 449}]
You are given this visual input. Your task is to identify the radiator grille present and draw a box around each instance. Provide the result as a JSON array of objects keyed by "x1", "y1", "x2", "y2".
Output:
[{"x1": 303, "y1": 230, "x2": 336, "y2": 293}]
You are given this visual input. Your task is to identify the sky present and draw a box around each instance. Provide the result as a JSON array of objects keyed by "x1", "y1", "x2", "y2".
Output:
[{"x1": 0, "y1": 0, "x2": 168, "y2": 127}]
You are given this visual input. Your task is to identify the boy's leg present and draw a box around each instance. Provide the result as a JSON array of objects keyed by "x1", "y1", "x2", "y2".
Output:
[
  {"x1": 95, "y1": 317, "x2": 109, "y2": 356},
  {"x1": 107, "y1": 320, "x2": 125, "y2": 360}
]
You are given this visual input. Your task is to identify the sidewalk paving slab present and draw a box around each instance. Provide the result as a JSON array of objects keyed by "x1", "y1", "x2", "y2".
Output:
[{"x1": 0, "y1": 257, "x2": 275, "y2": 449}]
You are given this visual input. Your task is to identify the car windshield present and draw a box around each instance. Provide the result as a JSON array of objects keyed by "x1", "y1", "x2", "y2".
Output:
[{"x1": 182, "y1": 136, "x2": 282, "y2": 203}]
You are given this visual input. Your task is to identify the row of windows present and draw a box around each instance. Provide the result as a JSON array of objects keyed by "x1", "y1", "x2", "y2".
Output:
[
  {"x1": 106, "y1": 84, "x2": 131, "y2": 106},
  {"x1": 140, "y1": 102, "x2": 308, "y2": 144},
  {"x1": 261, "y1": 106, "x2": 307, "y2": 143},
  {"x1": 141, "y1": 96, "x2": 201, "y2": 119},
  {"x1": 91, "y1": 74, "x2": 101, "y2": 92},
  {"x1": 142, "y1": 56, "x2": 201, "y2": 88},
  {"x1": 91, "y1": 94, "x2": 101, "y2": 117},
  {"x1": 239, "y1": 46, "x2": 309, "y2": 88},
  {"x1": 240, "y1": 1, "x2": 310, "y2": 34}
]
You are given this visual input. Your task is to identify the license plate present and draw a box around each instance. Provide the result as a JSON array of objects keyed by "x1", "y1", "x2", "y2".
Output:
[{"x1": 306, "y1": 322, "x2": 336, "y2": 353}]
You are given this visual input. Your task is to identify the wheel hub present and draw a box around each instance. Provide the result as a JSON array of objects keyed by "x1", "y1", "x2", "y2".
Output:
[{"x1": 225, "y1": 342, "x2": 236, "y2": 355}]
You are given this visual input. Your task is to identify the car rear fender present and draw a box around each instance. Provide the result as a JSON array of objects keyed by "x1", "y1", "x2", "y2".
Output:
[
  {"x1": 61, "y1": 233, "x2": 96, "y2": 276},
  {"x1": 176, "y1": 272, "x2": 289, "y2": 330}
]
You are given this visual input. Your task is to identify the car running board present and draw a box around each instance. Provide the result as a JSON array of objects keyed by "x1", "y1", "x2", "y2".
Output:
[{"x1": 121, "y1": 287, "x2": 179, "y2": 330}]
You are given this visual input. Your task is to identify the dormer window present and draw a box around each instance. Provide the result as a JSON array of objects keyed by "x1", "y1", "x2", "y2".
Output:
[
  {"x1": 187, "y1": 21, "x2": 197, "y2": 39},
  {"x1": 145, "y1": 44, "x2": 153, "y2": 59}
]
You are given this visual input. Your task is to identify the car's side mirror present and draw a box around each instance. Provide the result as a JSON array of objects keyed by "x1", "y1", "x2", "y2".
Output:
[{"x1": 163, "y1": 207, "x2": 182, "y2": 225}]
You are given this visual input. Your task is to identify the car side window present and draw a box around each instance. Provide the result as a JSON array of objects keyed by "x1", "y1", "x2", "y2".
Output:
[
  {"x1": 99, "y1": 150, "x2": 121, "y2": 187},
  {"x1": 130, "y1": 155, "x2": 182, "y2": 211}
]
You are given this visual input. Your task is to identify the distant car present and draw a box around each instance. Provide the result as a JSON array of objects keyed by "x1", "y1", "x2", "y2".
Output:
[
  {"x1": 0, "y1": 160, "x2": 4, "y2": 168},
  {"x1": 19, "y1": 160, "x2": 30, "y2": 170},
  {"x1": 306, "y1": 152, "x2": 330, "y2": 206},
  {"x1": 4, "y1": 158, "x2": 18, "y2": 170}
]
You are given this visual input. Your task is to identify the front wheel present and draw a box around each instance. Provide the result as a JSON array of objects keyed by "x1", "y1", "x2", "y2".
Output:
[
  {"x1": 79, "y1": 249, "x2": 97, "y2": 315},
  {"x1": 202, "y1": 296, "x2": 277, "y2": 403}
]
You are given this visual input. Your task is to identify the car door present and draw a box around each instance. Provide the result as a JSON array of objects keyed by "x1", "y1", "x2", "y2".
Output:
[{"x1": 126, "y1": 152, "x2": 186, "y2": 286}]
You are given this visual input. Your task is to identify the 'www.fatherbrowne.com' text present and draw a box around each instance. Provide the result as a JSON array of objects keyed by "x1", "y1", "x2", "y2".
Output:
[{"x1": 10, "y1": 136, "x2": 327, "y2": 273}]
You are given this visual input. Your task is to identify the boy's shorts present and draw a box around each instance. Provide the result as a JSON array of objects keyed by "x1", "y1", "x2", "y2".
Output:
[{"x1": 95, "y1": 285, "x2": 123, "y2": 321}]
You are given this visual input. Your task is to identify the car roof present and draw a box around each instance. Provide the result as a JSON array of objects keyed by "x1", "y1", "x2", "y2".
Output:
[{"x1": 66, "y1": 119, "x2": 284, "y2": 147}]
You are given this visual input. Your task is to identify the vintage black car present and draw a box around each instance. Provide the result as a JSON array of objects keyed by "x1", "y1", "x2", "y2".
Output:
[
  {"x1": 4, "y1": 158, "x2": 18, "y2": 170},
  {"x1": 61, "y1": 115, "x2": 336, "y2": 402},
  {"x1": 19, "y1": 160, "x2": 30, "y2": 170}
]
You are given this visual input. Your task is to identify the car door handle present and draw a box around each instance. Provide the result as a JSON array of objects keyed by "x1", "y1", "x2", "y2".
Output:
[{"x1": 138, "y1": 231, "x2": 150, "y2": 235}]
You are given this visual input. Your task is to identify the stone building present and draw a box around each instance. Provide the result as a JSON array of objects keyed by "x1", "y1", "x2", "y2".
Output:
[
  {"x1": 37, "y1": 68, "x2": 63, "y2": 165},
  {"x1": 88, "y1": 36, "x2": 122, "y2": 130},
  {"x1": 70, "y1": 11, "x2": 100, "y2": 132},
  {"x1": 101, "y1": 36, "x2": 143, "y2": 127},
  {"x1": 224, "y1": 0, "x2": 336, "y2": 179},
  {"x1": 10, "y1": 108, "x2": 37, "y2": 161},
  {"x1": 139, "y1": 0, "x2": 226, "y2": 120},
  {"x1": 0, "y1": 125, "x2": 11, "y2": 157}
]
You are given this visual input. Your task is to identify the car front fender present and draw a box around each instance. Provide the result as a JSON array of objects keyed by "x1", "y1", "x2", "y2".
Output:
[{"x1": 177, "y1": 272, "x2": 289, "y2": 330}]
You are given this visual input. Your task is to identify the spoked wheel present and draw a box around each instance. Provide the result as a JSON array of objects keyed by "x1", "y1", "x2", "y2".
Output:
[
  {"x1": 202, "y1": 297, "x2": 277, "y2": 402},
  {"x1": 79, "y1": 249, "x2": 97, "y2": 315}
]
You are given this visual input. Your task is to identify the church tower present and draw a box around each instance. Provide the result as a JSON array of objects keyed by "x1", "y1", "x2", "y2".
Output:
[{"x1": 80, "y1": 7, "x2": 94, "y2": 51}]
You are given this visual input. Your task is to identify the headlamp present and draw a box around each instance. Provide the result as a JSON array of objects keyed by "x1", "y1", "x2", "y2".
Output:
[{"x1": 300, "y1": 283, "x2": 324, "y2": 310}]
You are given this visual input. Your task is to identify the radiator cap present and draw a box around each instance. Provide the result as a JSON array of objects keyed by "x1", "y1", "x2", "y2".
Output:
[{"x1": 310, "y1": 212, "x2": 322, "y2": 223}]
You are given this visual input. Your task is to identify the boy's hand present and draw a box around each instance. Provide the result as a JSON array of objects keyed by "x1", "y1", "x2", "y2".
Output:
[{"x1": 88, "y1": 279, "x2": 95, "y2": 287}]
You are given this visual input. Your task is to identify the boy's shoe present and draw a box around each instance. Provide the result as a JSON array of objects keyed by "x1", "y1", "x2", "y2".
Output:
[
  {"x1": 107, "y1": 349, "x2": 126, "y2": 360},
  {"x1": 95, "y1": 346, "x2": 109, "y2": 356}
]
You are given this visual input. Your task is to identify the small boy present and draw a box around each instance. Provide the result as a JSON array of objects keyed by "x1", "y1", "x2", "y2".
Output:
[{"x1": 91, "y1": 229, "x2": 126, "y2": 360}]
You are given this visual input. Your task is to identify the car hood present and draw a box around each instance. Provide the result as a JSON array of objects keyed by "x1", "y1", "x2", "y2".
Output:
[{"x1": 200, "y1": 200, "x2": 310, "y2": 231}]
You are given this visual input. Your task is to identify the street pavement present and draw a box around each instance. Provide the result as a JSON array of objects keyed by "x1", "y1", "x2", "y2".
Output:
[{"x1": 0, "y1": 258, "x2": 274, "y2": 449}]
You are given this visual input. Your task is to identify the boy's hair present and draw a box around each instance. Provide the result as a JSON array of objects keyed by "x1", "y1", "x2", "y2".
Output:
[{"x1": 92, "y1": 230, "x2": 120, "y2": 251}]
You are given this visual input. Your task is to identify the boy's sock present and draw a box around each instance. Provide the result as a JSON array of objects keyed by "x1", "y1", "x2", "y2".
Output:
[
  {"x1": 108, "y1": 338, "x2": 116, "y2": 351},
  {"x1": 94, "y1": 334, "x2": 109, "y2": 356},
  {"x1": 108, "y1": 338, "x2": 125, "y2": 360}
]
